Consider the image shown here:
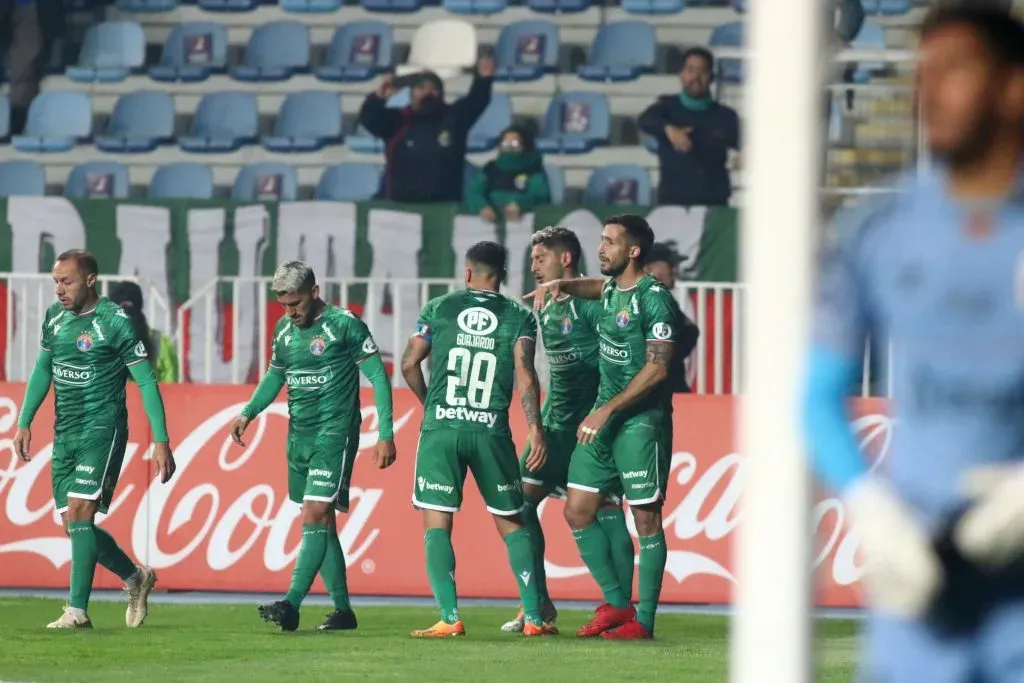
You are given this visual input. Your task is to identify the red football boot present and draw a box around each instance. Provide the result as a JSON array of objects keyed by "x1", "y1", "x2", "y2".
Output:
[
  {"x1": 600, "y1": 619, "x2": 653, "y2": 640},
  {"x1": 576, "y1": 603, "x2": 637, "y2": 637}
]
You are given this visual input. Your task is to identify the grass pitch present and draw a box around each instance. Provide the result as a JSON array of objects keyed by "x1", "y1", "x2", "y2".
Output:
[{"x1": 0, "y1": 598, "x2": 858, "y2": 682}]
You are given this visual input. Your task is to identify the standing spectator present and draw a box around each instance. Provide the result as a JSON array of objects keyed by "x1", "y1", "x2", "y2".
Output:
[
  {"x1": 466, "y1": 125, "x2": 550, "y2": 222},
  {"x1": 645, "y1": 242, "x2": 700, "y2": 393},
  {"x1": 0, "y1": 0, "x2": 64, "y2": 134},
  {"x1": 110, "y1": 282, "x2": 179, "y2": 383},
  {"x1": 639, "y1": 48, "x2": 740, "y2": 207},
  {"x1": 359, "y1": 58, "x2": 494, "y2": 203}
]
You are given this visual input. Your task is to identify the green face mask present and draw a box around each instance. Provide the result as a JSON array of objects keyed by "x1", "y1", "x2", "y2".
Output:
[{"x1": 679, "y1": 90, "x2": 712, "y2": 111}]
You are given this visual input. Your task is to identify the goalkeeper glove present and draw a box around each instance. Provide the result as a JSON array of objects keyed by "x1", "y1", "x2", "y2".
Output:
[
  {"x1": 953, "y1": 463, "x2": 1024, "y2": 569},
  {"x1": 846, "y1": 477, "x2": 942, "y2": 618}
]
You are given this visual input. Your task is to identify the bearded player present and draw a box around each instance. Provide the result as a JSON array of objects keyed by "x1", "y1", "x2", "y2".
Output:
[
  {"x1": 500, "y1": 226, "x2": 636, "y2": 633},
  {"x1": 401, "y1": 241, "x2": 557, "y2": 638},
  {"x1": 527, "y1": 215, "x2": 678, "y2": 640},
  {"x1": 14, "y1": 249, "x2": 176, "y2": 629},
  {"x1": 230, "y1": 261, "x2": 396, "y2": 632}
]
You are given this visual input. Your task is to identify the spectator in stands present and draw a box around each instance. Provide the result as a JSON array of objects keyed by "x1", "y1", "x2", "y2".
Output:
[
  {"x1": 466, "y1": 125, "x2": 550, "y2": 222},
  {"x1": 646, "y1": 241, "x2": 700, "y2": 394},
  {"x1": 360, "y1": 58, "x2": 495, "y2": 203},
  {"x1": 111, "y1": 282, "x2": 179, "y2": 383},
  {"x1": 0, "y1": 0, "x2": 63, "y2": 134},
  {"x1": 834, "y1": 0, "x2": 865, "y2": 44},
  {"x1": 639, "y1": 48, "x2": 740, "y2": 207}
]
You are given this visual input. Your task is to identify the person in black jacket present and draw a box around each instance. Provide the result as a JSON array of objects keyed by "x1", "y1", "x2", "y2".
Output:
[
  {"x1": 638, "y1": 48, "x2": 740, "y2": 207},
  {"x1": 646, "y1": 242, "x2": 700, "y2": 393},
  {"x1": 359, "y1": 58, "x2": 494, "y2": 203}
]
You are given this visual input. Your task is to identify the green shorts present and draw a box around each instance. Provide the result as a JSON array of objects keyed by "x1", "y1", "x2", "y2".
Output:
[
  {"x1": 52, "y1": 424, "x2": 128, "y2": 515},
  {"x1": 567, "y1": 420, "x2": 670, "y2": 506},
  {"x1": 413, "y1": 430, "x2": 524, "y2": 516},
  {"x1": 520, "y1": 428, "x2": 576, "y2": 499},
  {"x1": 287, "y1": 423, "x2": 360, "y2": 512}
]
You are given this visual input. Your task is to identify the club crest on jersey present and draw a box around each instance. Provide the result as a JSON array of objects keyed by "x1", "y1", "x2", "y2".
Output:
[
  {"x1": 309, "y1": 336, "x2": 326, "y2": 356},
  {"x1": 560, "y1": 317, "x2": 573, "y2": 335},
  {"x1": 615, "y1": 308, "x2": 630, "y2": 328},
  {"x1": 76, "y1": 332, "x2": 93, "y2": 352}
]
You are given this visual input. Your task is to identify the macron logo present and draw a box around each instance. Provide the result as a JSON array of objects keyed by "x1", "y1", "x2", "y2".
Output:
[
  {"x1": 520, "y1": 571, "x2": 531, "y2": 586},
  {"x1": 435, "y1": 404, "x2": 498, "y2": 428}
]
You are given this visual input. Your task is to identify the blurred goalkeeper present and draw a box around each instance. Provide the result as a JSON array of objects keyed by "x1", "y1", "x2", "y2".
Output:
[{"x1": 804, "y1": 6, "x2": 1024, "y2": 681}]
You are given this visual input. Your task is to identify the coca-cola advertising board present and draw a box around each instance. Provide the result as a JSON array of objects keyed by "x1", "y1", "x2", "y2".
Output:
[{"x1": 0, "y1": 385, "x2": 886, "y2": 607}]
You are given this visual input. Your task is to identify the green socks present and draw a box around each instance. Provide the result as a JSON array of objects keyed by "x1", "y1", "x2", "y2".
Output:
[
  {"x1": 597, "y1": 508, "x2": 635, "y2": 602},
  {"x1": 94, "y1": 525, "x2": 138, "y2": 582},
  {"x1": 424, "y1": 528, "x2": 459, "y2": 624},
  {"x1": 503, "y1": 528, "x2": 543, "y2": 625},
  {"x1": 284, "y1": 524, "x2": 329, "y2": 609},
  {"x1": 520, "y1": 500, "x2": 549, "y2": 602},
  {"x1": 637, "y1": 531, "x2": 667, "y2": 633},
  {"x1": 571, "y1": 523, "x2": 629, "y2": 609},
  {"x1": 68, "y1": 521, "x2": 99, "y2": 611},
  {"x1": 319, "y1": 528, "x2": 352, "y2": 612}
]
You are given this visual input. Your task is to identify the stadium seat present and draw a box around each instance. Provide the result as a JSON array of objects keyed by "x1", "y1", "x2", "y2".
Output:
[
  {"x1": 536, "y1": 92, "x2": 610, "y2": 154},
  {"x1": 621, "y1": 0, "x2": 683, "y2": 14},
  {"x1": 117, "y1": 0, "x2": 179, "y2": 13},
  {"x1": 360, "y1": 0, "x2": 422, "y2": 13},
  {"x1": 493, "y1": 21, "x2": 558, "y2": 82},
  {"x1": 544, "y1": 163, "x2": 565, "y2": 204},
  {"x1": 231, "y1": 21, "x2": 310, "y2": 82},
  {"x1": 198, "y1": 0, "x2": 258, "y2": 13},
  {"x1": 443, "y1": 0, "x2": 506, "y2": 15},
  {"x1": 12, "y1": 91, "x2": 92, "y2": 153},
  {"x1": 150, "y1": 23, "x2": 228, "y2": 82},
  {"x1": 65, "y1": 161, "x2": 131, "y2": 199},
  {"x1": 585, "y1": 165, "x2": 652, "y2": 205},
  {"x1": 346, "y1": 89, "x2": 409, "y2": 153},
  {"x1": 731, "y1": 0, "x2": 745, "y2": 11},
  {"x1": 281, "y1": 0, "x2": 340, "y2": 12},
  {"x1": 851, "y1": 21, "x2": 886, "y2": 84},
  {"x1": 526, "y1": 0, "x2": 590, "y2": 14},
  {"x1": 233, "y1": 162, "x2": 298, "y2": 201},
  {"x1": 467, "y1": 93, "x2": 511, "y2": 152},
  {"x1": 148, "y1": 162, "x2": 215, "y2": 199},
  {"x1": 315, "y1": 22, "x2": 393, "y2": 82},
  {"x1": 399, "y1": 19, "x2": 476, "y2": 79},
  {"x1": 710, "y1": 21, "x2": 744, "y2": 83},
  {"x1": 316, "y1": 163, "x2": 381, "y2": 200},
  {"x1": 179, "y1": 92, "x2": 258, "y2": 153},
  {"x1": 0, "y1": 95, "x2": 9, "y2": 140},
  {"x1": 577, "y1": 22, "x2": 655, "y2": 82},
  {"x1": 65, "y1": 21, "x2": 146, "y2": 83},
  {"x1": 96, "y1": 91, "x2": 175, "y2": 153},
  {"x1": 0, "y1": 160, "x2": 46, "y2": 197},
  {"x1": 263, "y1": 91, "x2": 342, "y2": 153},
  {"x1": 878, "y1": 0, "x2": 910, "y2": 15}
]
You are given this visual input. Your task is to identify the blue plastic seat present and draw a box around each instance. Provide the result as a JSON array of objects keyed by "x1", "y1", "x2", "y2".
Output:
[
  {"x1": 281, "y1": 0, "x2": 340, "y2": 12},
  {"x1": 544, "y1": 163, "x2": 565, "y2": 204},
  {"x1": 149, "y1": 163, "x2": 215, "y2": 199},
  {"x1": 0, "y1": 160, "x2": 46, "y2": 197},
  {"x1": 315, "y1": 22, "x2": 393, "y2": 82},
  {"x1": 621, "y1": 0, "x2": 683, "y2": 14},
  {"x1": 878, "y1": 0, "x2": 910, "y2": 15},
  {"x1": 96, "y1": 91, "x2": 175, "y2": 153},
  {"x1": 233, "y1": 163, "x2": 298, "y2": 201},
  {"x1": 263, "y1": 91, "x2": 342, "y2": 153},
  {"x1": 117, "y1": 0, "x2": 179, "y2": 13},
  {"x1": 536, "y1": 93, "x2": 610, "y2": 154},
  {"x1": 493, "y1": 21, "x2": 558, "y2": 82},
  {"x1": 179, "y1": 92, "x2": 258, "y2": 153},
  {"x1": 316, "y1": 163, "x2": 381, "y2": 200},
  {"x1": 731, "y1": 0, "x2": 745, "y2": 12},
  {"x1": 443, "y1": 0, "x2": 506, "y2": 14},
  {"x1": 577, "y1": 21, "x2": 655, "y2": 82},
  {"x1": 150, "y1": 23, "x2": 228, "y2": 82},
  {"x1": 12, "y1": 92, "x2": 92, "y2": 153},
  {"x1": 851, "y1": 21, "x2": 886, "y2": 83},
  {"x1": 198, "y1": 0, "x2": 257, "y2": 13},
  {"x1": 467, "y1": 93, "x2": 511, "y2": 152},
  {"x1": 232, "y1": 21, "x2": 310, "y2": 81},
  {"x1": 65, "y1": 161, "x2": 131, "y2": 199},
  {"x1": 347, "y1": 88, "x2": 409, "y2": 153},
  {"x1": 585, "y1": 165, "x2": 652, "y2": 205},
  {"x1": 526, "y1": 0, "x2": 589, "y2": 13},
  {"x1": 709, "y1": 21, "x2": 744, "y2": 83},
  {"x1": 360, "y1": 0, "x2": 422, "y2": 12},
  {"x1": 66, "y1": 21, "x2": 145, "y2": 83}
]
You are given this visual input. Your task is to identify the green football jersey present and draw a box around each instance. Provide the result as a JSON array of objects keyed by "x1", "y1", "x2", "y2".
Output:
[
  {"x1": 416, "y1": 288, "x2": 537, "y2": 434},
  {"x1": 596, "y1": 274, "x2": 679, "y2": 424},
  {"x1": 269, "y1": 304, "x2": 379, "y2": 434},
  {"x1": 39, "y1": 298, "x2": 149, "y2": 439},
  {"x1": 537, "y1": 295, "x2": 601, "y2": 428}
]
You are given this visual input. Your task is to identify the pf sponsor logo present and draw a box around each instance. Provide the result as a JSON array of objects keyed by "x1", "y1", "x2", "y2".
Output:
[
  {"x1": 457, "y1": 307, "x2": 498, "y2": 337},
  {"x1": 362, "y1": 337, "x2": 378, "y2": 355},
  {"x1": 134, "y1": 341, "x2": 146, "y2": 358},
  {"x1": 651, "y1": 323, "x2": 672, "y2": 341},
  {"x1": 52, "y1": 361, "x2": 94, "y2": 386},
  {"x1": 286, "y1": 368, "x2": 332, "y2": 389}
]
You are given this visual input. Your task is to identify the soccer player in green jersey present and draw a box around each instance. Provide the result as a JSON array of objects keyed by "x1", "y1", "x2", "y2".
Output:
[
  {"x1": 14, "y1": 250, "x2": 176, "y2": 630},
  {"x1": 229, "y1": 261, "x2": 397, "y2": 632},
  {"x1": 527, "y1": 215, "x2": 679, "y2": 640},
  {"x1": 500, "y1": 227, "x2": 635, "y2": 633},
  {"x1": 400, "y1": 241, "x2": 557, "y2": 638}
]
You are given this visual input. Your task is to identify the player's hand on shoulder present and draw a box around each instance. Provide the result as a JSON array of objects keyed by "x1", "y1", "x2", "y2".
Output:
[
  {"x1": 153, "y1": 442, "x2": 177, "y2": 484},
  {"x1": 230, "y1": 415, "x2": 251, "y2": 447},
  {"x1": 373, "y1": 439, "x2": 397, "y2": 469},
  {"x1": 525, "y1": 426, "x2": 547, "y2": 472},
  {"x1": 14, "y1": 427, "x2": 31, "y2": 462}
]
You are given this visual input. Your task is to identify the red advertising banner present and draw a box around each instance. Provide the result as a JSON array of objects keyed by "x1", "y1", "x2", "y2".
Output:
[{"x1": 0, "y1": 384, "x2": 886, "y2": 607}]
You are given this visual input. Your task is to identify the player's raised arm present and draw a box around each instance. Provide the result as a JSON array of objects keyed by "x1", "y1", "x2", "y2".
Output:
[
  {"x1": 523, "y1": 277, "x2": 605, "y2": 311},
  {"x1": 514, "y1": 316, "x2": 548, "y2": 471}
]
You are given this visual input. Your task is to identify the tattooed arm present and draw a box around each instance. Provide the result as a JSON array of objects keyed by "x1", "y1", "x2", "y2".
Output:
[
  {"x1": 401, "y1": 335, "x2": 431, "y2": 405},
  {"x1": 514, "y1": 337, "x2": 543, "y2": 427},
  {"x1": 601, "y1": 340, "x2": 674, "y2": 417}
]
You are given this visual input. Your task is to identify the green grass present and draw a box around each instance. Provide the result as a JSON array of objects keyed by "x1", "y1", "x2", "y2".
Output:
[{"x1": 0, "y1": 599, "x2": 858, "y2": 682}]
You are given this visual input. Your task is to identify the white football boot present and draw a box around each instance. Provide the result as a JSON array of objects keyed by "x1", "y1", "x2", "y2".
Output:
[
  {"x1": 125, "y1": 566, "x2": 158, "y2": 628},
  {"x1": 47, "y1": 605, "x2": 93, "y2": 629}
]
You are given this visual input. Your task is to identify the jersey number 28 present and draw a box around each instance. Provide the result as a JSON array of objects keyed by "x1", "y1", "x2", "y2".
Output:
[{"x1": 445, "y1": 348, "x2": 496, "y2": 409}]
